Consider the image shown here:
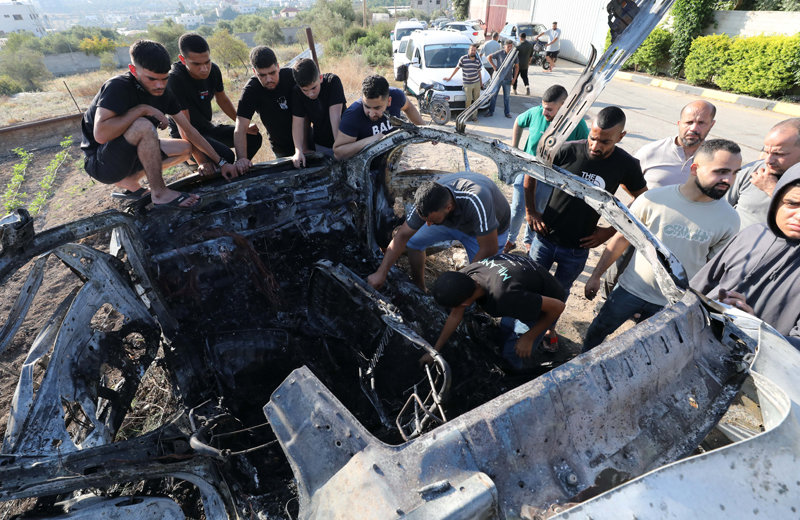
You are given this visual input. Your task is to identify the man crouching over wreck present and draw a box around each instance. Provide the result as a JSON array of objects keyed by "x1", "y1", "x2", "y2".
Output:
[
  {"x1": 367, "y1": 173, "x2": 510, "y2": 292},
  {"x1": 80, "y1": 40, "x2": 236, "y2": 208},
  {"x1": 423, "y1": 254, "x2": 566, "y2": 370}
]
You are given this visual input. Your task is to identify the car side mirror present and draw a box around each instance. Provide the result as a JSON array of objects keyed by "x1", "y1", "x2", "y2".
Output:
[{"x1": 412, "y1": 57, "x2": 420, "y2": 66}]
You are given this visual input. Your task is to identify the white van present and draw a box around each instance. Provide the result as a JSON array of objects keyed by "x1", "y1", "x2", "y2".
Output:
[{"x1": 391, "y1": 20, "x2": 425, "y2": 52}]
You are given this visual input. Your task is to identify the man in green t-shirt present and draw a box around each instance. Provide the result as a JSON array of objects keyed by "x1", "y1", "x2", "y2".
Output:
[{"x1": 505, "y1": 84, "x2": 589, "y2": 252}]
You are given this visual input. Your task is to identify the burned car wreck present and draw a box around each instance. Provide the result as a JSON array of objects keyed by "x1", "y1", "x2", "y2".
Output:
[
  {"x1": 1, "y1": 122, "x2": 799, "y2": 519},
  {"x1": 2, "y1": 0, "x2": 800, "y2": 516}
]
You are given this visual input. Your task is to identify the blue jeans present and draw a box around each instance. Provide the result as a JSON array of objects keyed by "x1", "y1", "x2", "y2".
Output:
[
  {"x1": 528, "y1": 233, "x2": 589, "y2": 296},
  {"x1": 489, "y1": 80, "x2": 511, "y2": 116},
  {"x1": 509, "y1": 174, "x2": 554, "y2": 246},
  {"x1": 499, "y1": 317, "x2": 545, "y2": 371},
  {"x1": 583, "y1": 285, "x2": 663, "y2": 352},
  {"x1": 406, "y1": 225, "x2": 508, "y2": 261}
]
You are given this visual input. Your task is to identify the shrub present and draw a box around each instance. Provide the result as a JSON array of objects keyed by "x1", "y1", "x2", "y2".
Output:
[
  {"x1": 669, "y1": 0, "x2": 716, "y2": 77},
  {"x1": 255, "y1": 20, "x2": 285, "y2": 46},
  {"x1": 0, "y1": 75, "x2": 24, "y2": 96},
  {"x1": 716, "y1": 34, "x2": 800, "y2": 98},
  {"x1": 0, "y1": 48, "x2": 51, "y2": 90},
  {"x1": 627, "y1": 26, "x2": 673, "y2": 75},
  {"x1": 363, "y1": 44, "x2": 391, "y2": 67},
  {"x1": 344, "y1": 26, "x2": 368, "y2": 45},
  {"x1": 99, "y1": 51, "x2": 118, "y2": 71},
  {"x1": 326, "y1": 35, "x2": 348, "y2": 57},
  {"x1": 684, "y1": 34, "x2": 732, "y2": 86}
]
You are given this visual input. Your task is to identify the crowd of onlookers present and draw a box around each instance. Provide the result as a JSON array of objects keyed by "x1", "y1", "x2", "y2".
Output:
[{"x1": 79, "y1": 33, "x2": 800, "y2": 371}]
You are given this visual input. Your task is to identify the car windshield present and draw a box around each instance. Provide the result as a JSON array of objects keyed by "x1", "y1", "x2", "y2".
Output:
[
  {"x1": 396, "y1": 27, "x2": 419, "y2": 39},
  {"x1": 519, "y1": 24, "x2": 544, "y2": 37},
  {"x1": 424, "y1": 43, "x2": 471, "y2": 68}
]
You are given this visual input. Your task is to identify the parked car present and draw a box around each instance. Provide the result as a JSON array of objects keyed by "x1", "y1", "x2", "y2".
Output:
[
  {"x1": 498, "y1": 21, "x2": 547, "y2": 46},
  {"x1": 391, "y1": 20, "x2": 425, "y2": 52},
  {"x1": 393, "y1": 30, "x2": 491, "y2": 111},
  {"x1": 443, "y1": 21, "x2": 484, "y2": 44}
]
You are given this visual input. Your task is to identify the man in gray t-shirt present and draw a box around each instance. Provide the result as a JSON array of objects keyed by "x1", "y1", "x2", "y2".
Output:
[
  {"x1": 727, "y1": 118, "x2": 800, "y2": 230},
  {"x1": 367, "y1": 173, "x2": 510, "y2": 292}
]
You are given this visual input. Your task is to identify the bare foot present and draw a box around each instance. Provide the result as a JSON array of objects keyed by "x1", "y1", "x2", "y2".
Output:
[{"x1": 151, "y1": 189, "x2": 200, "y2": 208}]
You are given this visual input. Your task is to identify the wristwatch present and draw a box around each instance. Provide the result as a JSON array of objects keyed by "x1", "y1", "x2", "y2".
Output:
[{"x1": 215, "y1": 157, "x2": 227, "y2": 173}]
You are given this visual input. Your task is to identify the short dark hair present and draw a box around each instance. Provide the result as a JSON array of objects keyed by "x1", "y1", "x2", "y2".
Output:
[
  {"x1": 520, "y1": 32, "x2": 527, "y2": 40},
  {"x1": 542, "y1": 84, "x2": 568, "y2": 103},
  {"x1": 695, "y1": 139, "x2": 741, "y2": 161},
  {"x1": 491, "y1": 32, "x2": 499, "y2": 39},
  {"x1": 130, "y1": 40, "x2": 171, "y2": 73},
  {"x1": 432, "y1": 271, "x2": 476, "y2": 308},
  {"x1": 414, "y1": 181, "x2": 452, "y2": 217},
  {"x1": 292, "y1": 58, "x2": 319, "y2": 87},
  {"x1": 595, "y1": 106, "x2": 626, "y2": 130},
  {"x1": 362, "y1": 74, "x2": 390, "y2": 99},
  {"x1": 250, "y1": 45, "x2": 277, "y2": 69},
  {"x1": 178, "y1": 33, "x2": 209, "y2": 56}
]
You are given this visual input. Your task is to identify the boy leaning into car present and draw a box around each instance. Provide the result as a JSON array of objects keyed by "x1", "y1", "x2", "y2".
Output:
[{"x1": 444, "y1": 43, "x2": 483, "y2": 122}]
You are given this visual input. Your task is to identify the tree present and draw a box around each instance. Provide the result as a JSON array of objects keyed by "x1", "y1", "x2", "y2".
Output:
[
  {"x1": 669, "y1": 0, "x2": 716, "y2": 77},
  {"x1": 232, "y1": 14, "x2": 268, "y2": 32},
  {"x1": 256, "y1": 20, "x2": 285, "y2": 46},
  {"x1": 147, "y1": 18, "x2": 186, "y2": 59},
  {"x1": 220, "y1": 7, "x2": 237, "y2": 20},
  {"x1": 79, "y1": 36, "x2": 116, "y2": 56},
  {"x1": 207, "y1": 30, "x2": 250, "y2": 73},
  {"x1": 0, "y1": 48, "x2": 51, "y2": 91},
  {"x1": 217, "y1": 20, "x2": 234, "y2": 33},
  {"x1": 452, "y1": 0, "x2": 469, "y2": 20}
]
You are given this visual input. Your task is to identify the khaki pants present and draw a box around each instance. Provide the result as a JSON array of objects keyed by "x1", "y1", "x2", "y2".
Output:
[{"x1": 463, "y1": 81, "x2": 481, "y2": 120}]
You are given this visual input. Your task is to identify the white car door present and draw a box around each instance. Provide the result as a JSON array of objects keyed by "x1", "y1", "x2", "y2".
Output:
[{"x1": 406, "y1": 45, "x2": 424, "y2": 95}]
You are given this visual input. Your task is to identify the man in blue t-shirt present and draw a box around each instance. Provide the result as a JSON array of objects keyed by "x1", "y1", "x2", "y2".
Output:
[{"x1": 333, "y1": 74, "x2": 423, "y2": 160}]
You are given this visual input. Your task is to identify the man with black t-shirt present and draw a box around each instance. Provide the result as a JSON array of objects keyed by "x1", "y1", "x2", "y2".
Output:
[
  {"x1": 426, "y1": 254, "x2": 565, "y2": 369},
  {"x1": 290, "y1": 58, "x2": 346, "y2": 167},
  {"x1": 333, "y1": 74, "x2": 423, "y2": 160},
  {"x1": 523, "y1": 106, "x2": 646, "y2": 349},
  {"x1": 234, "y1": 46, "x2": 296, "y2": 173},
  {"x1": 81, "y1": 40, "x2": 235, "y2": 207},
  {"x1": 167, "y1": 33, "x2": 262, "y2": 166}
]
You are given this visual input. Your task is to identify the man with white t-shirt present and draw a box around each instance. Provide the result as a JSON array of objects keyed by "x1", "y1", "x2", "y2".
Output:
[
  {"x1": 582, "y1": 139, "x2": 742, "y2": 351},
  {"x1": 536, "y1": 22, "x2": 561, "y2": 72}
]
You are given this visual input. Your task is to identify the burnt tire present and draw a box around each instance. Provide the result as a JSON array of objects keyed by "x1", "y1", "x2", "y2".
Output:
[
  {"x1": 395, "y1": 64, "x2": 408, "y2": 82},
  {"x1": 429, "y1": 101, "x2": 450, "y2": 125}
]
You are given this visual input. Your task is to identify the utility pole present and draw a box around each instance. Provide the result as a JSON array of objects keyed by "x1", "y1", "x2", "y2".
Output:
[{"x1": 363, "y1": 0, "x2": 368, "y2": 28}]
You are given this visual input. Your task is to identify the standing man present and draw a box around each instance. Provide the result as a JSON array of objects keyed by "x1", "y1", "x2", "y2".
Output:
[
  {"x1": 583, "y1": 139, "x2": 742, "y2": 351},
  {"x1": 234, "y1": 46, "x2": 296, "y2": 173},
  {"x1": 480, "y1": 32, "x2": 501, "y2": 77},
  {"x1": 727, "y1": 118, "x2": 800, "y2": 230},
  {"x1": 290, "y1": 58, "x2": 346, "y2": 167},
  {"x1": 333, "y1": 74, "x2": 423, "y2": 160},
  {"x1": 167, "y1": 33, "x2": 262, "y2": 167},
  {"x1": 444, "y1": 43, "x2": 483, "y2": 122},
  {"x1": 524, "y1": 106, "x2": 646, "y2": 350},
  {"x1": 692, "y1": 162, "x2": 800, "y2": 349},
  {"x1": 367, "y1": 173, "x2": 510, "y2": 292},
  {"x1": 512, "y1": 33, "x2": 534, "y2": 95},
  {"x1": 81, "y1": 40, "x2": 235, "y2": 207},
  {"x1": 488, "y1": 40, "x2": 518, "y2": 119},
  {"x1": 506, "y1": 84, "x2": 590, "y2": 253},
  {"x1": 636, "y1": 100, "x2": 717, "y2": 189},
  {"x1": 427, "y1": 254, "x2": 566, "y2": 370},
  {"x1": 536, "y1": 21, "x2": 561, "y2": 72}
]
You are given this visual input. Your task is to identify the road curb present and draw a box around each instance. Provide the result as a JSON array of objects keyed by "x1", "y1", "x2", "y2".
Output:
[{"x1": 615, "y1": 71, "x2": 800, "y2": 117}]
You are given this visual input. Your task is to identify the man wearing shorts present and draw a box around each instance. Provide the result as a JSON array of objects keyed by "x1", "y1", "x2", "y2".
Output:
[{"x1": 536, "y1": 21, "x2": 561, "y2": 72}]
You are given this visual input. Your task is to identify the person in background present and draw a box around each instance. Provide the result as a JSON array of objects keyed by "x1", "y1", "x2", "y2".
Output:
[
  {"x1": 444, "y1": 43, "x2": 483, "y2": 122},
  {"x1": 512, "y1": 32, "x2": 534, "y2": 95},
  {"x1": 536, "y1": 21, "x2": 561, "y2": 72}
]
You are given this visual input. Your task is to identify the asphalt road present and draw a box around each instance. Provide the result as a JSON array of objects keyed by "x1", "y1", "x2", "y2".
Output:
[{"x1": 468, "y1": 59, "x2": 786, "y2": 165}]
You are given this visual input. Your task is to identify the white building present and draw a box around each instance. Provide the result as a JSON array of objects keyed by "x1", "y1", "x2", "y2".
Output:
[
  {"x1": 176, "y1": 12, "x2": 205, "y2": 27},
  {"x1": 0, "y1": 0, "x2": 46, "y2": 37}
]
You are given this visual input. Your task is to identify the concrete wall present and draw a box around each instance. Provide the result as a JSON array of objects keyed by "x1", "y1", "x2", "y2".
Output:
[
  {"x1": 705, "y1": 10, "x2": 800, "y2": 38},
  {"x1": 42, "y1": 47, "x2": 130, "y2": 77}
]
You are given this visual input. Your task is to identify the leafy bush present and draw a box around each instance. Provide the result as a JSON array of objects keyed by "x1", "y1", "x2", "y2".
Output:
[
  {"x1": 326, "y1": 35, "x2": 349, "y2": 57},
  {"x1": 0, "y1": 75, "x2": 24, "y2": 96},
  {"x1": 255, "y1": 20, "x2": 285, "y2": 46},
  {"x1": 627, "y1": 26, "x2": 673, "y2": 75},
  {"x1": 669, "y1": 0, "x2": 716, "y2": 77},
  {"x1": 344, "y1": 26, "x2": 368, "y2": 45},
  {"x1": 362, "y1": 43, "x2": 391, "y2": 67},
  {"x1": 0, "y1": 48, "x2": 51, "y2": 90},
  {"x1": 79, "y1": 36, "x2": 116, "y2": 56},
  {"x1": 684, "y1": 34, "x2": 732, "y2": 86},
  {"x1": 99, "y1": 52, "x2": 118, "y2": 71},
  {"x1": 716, "y1": 34, "x2": 800, "y2": 98}
]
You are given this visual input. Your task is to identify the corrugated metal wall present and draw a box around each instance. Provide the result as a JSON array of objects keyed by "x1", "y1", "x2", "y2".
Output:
[{"x1": 471, "y1": 0, "x2": 611, "y2": 65}]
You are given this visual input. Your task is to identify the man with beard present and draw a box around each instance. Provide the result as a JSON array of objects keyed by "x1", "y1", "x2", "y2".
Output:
[
  {"x1": 81, "y1": 40, "x2": 234, "y2": 207},
  {"x1": 333, "y1": 74, "x2": 423, "y2": 160},
  {"x1": 636, "y1": 100, "x2": 717, "y2": 189},
  {"x1": 523, "y1": 106, "x2": 646, "y2": 351},
  {"x1": 234, "y1": 46, "x2": 296, "y2": 172},
  {"x1": 167, "y1": 33, "x2": 262, "y2": 170},
  {"x1": 692, "y1": 162, "x2": 800, "y2": 349},
  {"x1": 582, "y1": 139, "x2": 742, "y2": 351},
  {"x1": 727, "y1": 118, "x2": 800, "y2": 230}
]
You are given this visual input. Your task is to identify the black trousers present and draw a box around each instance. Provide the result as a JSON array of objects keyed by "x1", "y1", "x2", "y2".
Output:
[
  {"x1": 512, "y1": 67, "x2": 530, "y2": 89},
  {"x1": 169, "y1": 121, "x2": 263, "y2": 162}
]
